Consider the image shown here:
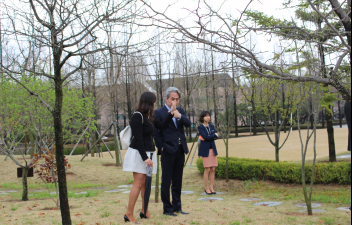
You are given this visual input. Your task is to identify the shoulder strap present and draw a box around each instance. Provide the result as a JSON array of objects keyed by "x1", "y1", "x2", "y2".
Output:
[{"x1": 133, "y1": 111, "x2": 144, "y2": 124}]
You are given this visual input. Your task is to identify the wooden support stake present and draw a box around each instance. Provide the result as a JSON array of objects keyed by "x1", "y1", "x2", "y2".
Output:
[{"x1": 80, "y1": 124, "x2": 113, "y2": 161}]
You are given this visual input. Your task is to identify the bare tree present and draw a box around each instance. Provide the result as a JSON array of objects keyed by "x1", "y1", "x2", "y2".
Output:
[
  {"x1": 2, "y1": 0, "x2": 137, "y2": 223},
  {"x1": 139, "y1": 0, "x2": 351, "y2": 104}
]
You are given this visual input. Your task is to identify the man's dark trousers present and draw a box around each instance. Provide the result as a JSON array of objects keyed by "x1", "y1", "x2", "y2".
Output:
[{"x1": 161, "y1": 144, "x2": 185, "y2": 213}]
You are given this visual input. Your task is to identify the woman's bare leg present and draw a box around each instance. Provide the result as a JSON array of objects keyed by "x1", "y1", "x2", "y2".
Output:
[
  {"x1": 204, "y1": 167, "x2": 211, "y2": 193},
  {"x1": 125, "y1": 173, "x2": 146, "y2": 223},
  {"x1": 210, "y1": 167, "x2": 216, "y2": 192}
]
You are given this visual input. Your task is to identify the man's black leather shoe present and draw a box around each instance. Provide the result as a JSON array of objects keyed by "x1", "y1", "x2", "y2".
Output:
[
  {"x1": 175, "y1": 211, "x2": 190, "y2": 215},
  {"x1": 163, "y1": 212, "x2": 178, "y2": 217}
]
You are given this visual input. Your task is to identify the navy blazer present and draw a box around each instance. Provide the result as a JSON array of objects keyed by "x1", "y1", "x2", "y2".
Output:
[
  {"x1": 198, "y1": 124, "x2": 218, "y2": 157},
  {"x1": 154, "y1": 105, "x2": 192, "y2": 155}
]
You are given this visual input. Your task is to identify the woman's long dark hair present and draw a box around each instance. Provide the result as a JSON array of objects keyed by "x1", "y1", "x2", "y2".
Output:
[{"x1": 136, "y1": 92, "x2": 157, "y2": 121}]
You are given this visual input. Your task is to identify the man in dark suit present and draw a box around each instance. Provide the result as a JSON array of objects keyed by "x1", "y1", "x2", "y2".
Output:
[{"x1": 154, "y1": 87, "x2": 191, "y2": 216}]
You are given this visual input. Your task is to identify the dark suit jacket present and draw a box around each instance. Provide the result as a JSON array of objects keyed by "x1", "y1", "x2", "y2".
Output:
[
  {"x1": 154, "y1": 105, "x2": 191, "y2": 155},
  {"x1": 129, "y1": 110, "x2": 173, "y2": 161},
  {"x1": 198, "y1": 124, "x2": 218, "y2": 157}
]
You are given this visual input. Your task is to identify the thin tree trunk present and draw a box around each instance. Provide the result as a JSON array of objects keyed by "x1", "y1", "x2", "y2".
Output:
[
  {"x1": 282, "y1": 85, "x2": 287, "y2": 133},
  {"x1": 251, "y1": 99, "x2": 257, "y2": 136},
  {"x1": 90, "y1": 130, "x2": 95, "y2": 157},
  {"x1": 24, "y1": 133, "x2": 28, "y2": 156},
  {"x1": 211, "y1": 47, "x2": 217, "y2": 126},
  {"x1": 21, "y1": 166, "x2": 29, "y2": 201},
  {"x1": 327, "y1": 106, "x2": 336, "y2": 162},
  {"x1": 338, "y1": 100, "x2": 342, "y2": 128},
  {"x1": 53, "y1": 78, "x2": 72, "y2": 224},
  {"x1": 232, "y1": 55, "x2": 238, "y2": 137},
  {"x1": 113, "y1": 123, "x2": 121, "y2": 167},
  {"x1": 225, "y1": 137, "x2": 229, "y2": 183},
  {"x1": 275, "y1": 110, "x2": 280, "y2": 162},
  {"x1": 29, "y1": 131, "x2": 35, "y2": 157},
  {"x1": 298, "y1": 108, "x2": 313, "y2": 216},
  {"x1": 155, "y1": 154, "x2": 160, "y2": 203},
  {"x1": 155, "y1": 42, "x2": 163, "y2": 204}
]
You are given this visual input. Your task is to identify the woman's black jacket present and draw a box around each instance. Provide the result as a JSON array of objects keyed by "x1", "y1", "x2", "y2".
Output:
[{"x1": 129, "y1": 110, "x2": 173, "y2": 161}]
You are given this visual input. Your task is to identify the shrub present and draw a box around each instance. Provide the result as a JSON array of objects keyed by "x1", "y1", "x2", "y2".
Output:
[{"x1": 196, "y1": 157, "x2": 351, "y2": 185}]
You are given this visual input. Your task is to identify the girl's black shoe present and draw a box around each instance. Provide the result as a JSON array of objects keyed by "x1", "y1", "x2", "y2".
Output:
[
  {"x1": 124, "y1": 215, "x2": 139, "y2": 223},
  {"x1": 140, "y1": 212, "x2": 148, "y2": 219},
  {"x1": 205, "y1": 189, "x2": 212, "y2": 195}
]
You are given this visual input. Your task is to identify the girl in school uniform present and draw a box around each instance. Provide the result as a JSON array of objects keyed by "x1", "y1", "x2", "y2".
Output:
[{"x1": 198, "y1": 111, "x2": 219, "y2": 195}]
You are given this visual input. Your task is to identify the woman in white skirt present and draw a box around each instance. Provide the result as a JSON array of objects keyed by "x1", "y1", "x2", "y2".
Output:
[{"x1": 123, "y1": 92, "x2": 176, "y2": 223}]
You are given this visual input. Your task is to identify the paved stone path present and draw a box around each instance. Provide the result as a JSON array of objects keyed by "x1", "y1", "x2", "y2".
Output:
[
  {"x1": 295, "y1": 203, "x2": 322, "y2": 208},
  {"x1": 299, "y1": 209, "x2": 326, "y2": 213},
  {"x1": 88, "y1": 187, "x2": 107, "y2": 190},
  {"x1": 105, "y1": 189, "x2": 129, "y2": 193},
  {"x1": 198, "y1": 197, "x2": 223, "y2": 201},
  {"x1": 118, "y1": 185, "x2": 133, "y2": 188},
  {"x1": 337, "y1": 207, "x2": 351, "y2": 211},
  {"x1": 75, "y1": 192, "x2": 88, "y2": 195},
  {"x1": 254, "y1": 202, "x2": 282, "y2": 207},
  {"x1": 239, "y1": 198, "x2": 260, "y2": 202},
  {"x1": 337, "y1": 154, "x2": 351, "y2": 159}
]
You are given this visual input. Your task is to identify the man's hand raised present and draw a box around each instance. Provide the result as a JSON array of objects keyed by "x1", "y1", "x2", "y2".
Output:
[{"x1": 173, "y1": 110, "x2": 181, "y2": 119}]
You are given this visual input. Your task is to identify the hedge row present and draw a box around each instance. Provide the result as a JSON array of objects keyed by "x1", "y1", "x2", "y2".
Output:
[
  {"x1": 64, "y1": 141, "x2": 116, "y2": 155},
  {"x1": 197, "y1": 157, "x2": 351, "y2": 185}
]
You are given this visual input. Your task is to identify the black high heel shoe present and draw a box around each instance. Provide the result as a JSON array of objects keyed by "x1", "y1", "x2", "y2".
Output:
[
  {"x1": 124, "y1": 215, "x2": 139, "y2": 224},
  {"x1": 140, "y1": 212, "x2": 148, "y2": 219}
]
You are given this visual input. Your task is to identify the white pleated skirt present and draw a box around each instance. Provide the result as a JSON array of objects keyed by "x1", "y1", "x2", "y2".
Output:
[{"x1": 122, "y1": 147, "x2": 158, "y2": 175}]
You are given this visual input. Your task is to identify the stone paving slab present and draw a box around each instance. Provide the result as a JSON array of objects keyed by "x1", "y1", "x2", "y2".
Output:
[
  {"x1": 0, "y1": 192, "x2": 10, "y2": 195},
  {"x1": 2, "y1": 190, "x2": 17, "y2": 193},
  {"x1": 337, "y1": 154, "x2": 351, "y2": 159},
  {"x1": 299, "y1": 209, "x2": 326, "y2": 213},
  {"x1": 200, "y1": 192, "x2": 225, "y2": 196},
  {"x1": 118, "y1": 185, "x2": 133, "y2": 188},
  {"x1": 295, "y1": 203, "x2": 322, "y2": 208},
  {"x1": 254, "y1": 202, "x2": 282, "y2": 207},
  {"x1": 88, "y1": 187, "x2": 107, "y2": 190},
  {"x1": 181, "y1": 191, "x2": 194, "y2": 195},
  {"x1": 122, "y1": 191, "x2": 131, "y2": 194},
  {"x1": 337, "y1": 207, "x2": 351, "y2": 211},
  {"x1": 75, "y1": 192, "x2": 88, "y2": 195},
  {"x1": 239, "y1": 198, "x2": 260, "y2": 202},
  {"x1": 105, "y1": 189, "x2": 129, "y2": 193},
  {"x1": 29, "y1": 190, "x2": 44, "y2": 193},
  {"x1": 198, "y1": 197, "x2": 223, "y2": 201}
]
